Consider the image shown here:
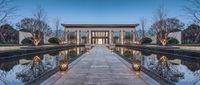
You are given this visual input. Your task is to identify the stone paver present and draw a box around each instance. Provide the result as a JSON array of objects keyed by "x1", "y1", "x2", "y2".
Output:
[{"x1": 49, "y1": 45, "x2": 150, "y2": 85}]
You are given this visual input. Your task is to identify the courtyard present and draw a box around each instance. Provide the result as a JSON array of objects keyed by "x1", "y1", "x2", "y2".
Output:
[{"x1": 1, "y1": 0, "x2": 200, "y2": 85}]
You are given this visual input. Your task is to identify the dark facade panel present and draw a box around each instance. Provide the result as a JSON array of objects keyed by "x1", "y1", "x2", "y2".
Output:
[{"x1": 61, "y1": 24, "x2": 139, "y2": 28}]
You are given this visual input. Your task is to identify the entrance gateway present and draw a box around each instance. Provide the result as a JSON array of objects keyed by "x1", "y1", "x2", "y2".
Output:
[{"x1": 62, "y1": 24, "x2": 138, "y2": 45}]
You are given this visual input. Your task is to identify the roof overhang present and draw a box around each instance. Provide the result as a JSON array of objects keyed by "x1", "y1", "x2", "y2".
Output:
[{"x1": 61, "y1": 24, "x2": 139, "y2": 28}]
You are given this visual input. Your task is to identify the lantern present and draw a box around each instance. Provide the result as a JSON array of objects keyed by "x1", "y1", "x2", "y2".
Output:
[
  {"x1": 59, "y1": 60, "x2": 68, "y2": 71},
  {"x1": 132, "y1": 60, "x2": 141, "y2": 72}
]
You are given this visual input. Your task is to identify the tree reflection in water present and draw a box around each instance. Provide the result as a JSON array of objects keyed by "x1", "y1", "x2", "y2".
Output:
[
  {"x1": 114, "y1": 47, "x2": 200, "y2": 84},
  {"x1": 148, "y1": 55, "x2": 184, "y2": 82},
  {"x1": 0, "y1": 61, "x2": 19, "y2": 78},
  {"x1": 16, "y1": 56, "x2": 45, "y2": 82},
  {"x1": 16, "y1": 54, "x2": 61, "y2": 82}
]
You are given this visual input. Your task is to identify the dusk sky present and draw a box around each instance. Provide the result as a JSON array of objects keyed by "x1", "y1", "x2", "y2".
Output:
[{"x1": 11, "y1": 0, "x2": 190, "y2": 29}]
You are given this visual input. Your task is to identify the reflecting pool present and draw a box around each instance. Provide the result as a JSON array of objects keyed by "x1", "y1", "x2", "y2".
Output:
[
  {"x1": 113, "y1": 47, "x2": 200, "y2": 85},
  {"x1": 0, "y1": 47, "x2": 86, "y2": 85}
]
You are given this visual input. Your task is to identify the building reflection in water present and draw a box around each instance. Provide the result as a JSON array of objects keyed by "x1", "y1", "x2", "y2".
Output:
[
  {"x1": 0, "y1": 47, "x2": 86, "y2": 84},
  {"x1": 114, "y1": 47, "x2": 189, "y2": 84}
]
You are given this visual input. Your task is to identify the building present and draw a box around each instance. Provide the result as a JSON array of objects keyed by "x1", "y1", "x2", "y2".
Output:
[{"x1": 62, "y1": 24, "x2": 138, "y2": 45}]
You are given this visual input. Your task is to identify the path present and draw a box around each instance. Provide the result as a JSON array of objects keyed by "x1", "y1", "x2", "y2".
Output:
[{"x1": 42, "y1": 45, "x2": 159, "y2": 85}]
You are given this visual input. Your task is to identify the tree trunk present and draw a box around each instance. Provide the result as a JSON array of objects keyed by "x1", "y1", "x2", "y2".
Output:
[
  {"x1": 194, "y1": 31, "x2": 200, "y2": 43},
  {"x1": 0, "y1": 32, "x2": 5, "y2": 43},
  {"x1": 158, "y1": 33, "x2": 168, "y2": 46}
]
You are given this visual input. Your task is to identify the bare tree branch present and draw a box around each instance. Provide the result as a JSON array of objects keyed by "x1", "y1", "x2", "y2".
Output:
[
  {"x1": 0, "y1": 0, "x2": 17, "y2": 24},
  {"x1": 184, "y1": 0, "x2": 200, "y2": 23},
  {"x1": 140, "y1": 17, "x2": 147, "y2": 38}
]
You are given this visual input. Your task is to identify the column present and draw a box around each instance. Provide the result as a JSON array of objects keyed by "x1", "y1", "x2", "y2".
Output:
[
  {"x1": 64, "y1": 28, "x2": 68, "y2": 43},
  {"x1": 109, "y1": 30, "x2": 112, "y2": 44},
  {"x1": 77, "y1": 30, "x2": 80, "y2": 45},
  {"x1": 132, "y1": 30, "x2": 135, "y2": 43},
  {"x1": 89, "y1": 30, "x2": 91, "y2": 44},
  {"x1": 120, "y1": 30, "x2": 124, "y2": 45},
  {"x1": 77, "y1": 47, "x2": 79, "y2": 55},
  {"x1": 120, "y1": 47, "x2": 124, "y2": 55}
]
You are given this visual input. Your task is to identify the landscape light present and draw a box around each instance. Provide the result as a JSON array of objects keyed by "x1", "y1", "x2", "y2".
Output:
[
  {"x1": 59, "y1": 61, "x2": 68, "y2": 71},
  {"x1": 132, "y1": 60, "x2": 141, "y2": 72}
]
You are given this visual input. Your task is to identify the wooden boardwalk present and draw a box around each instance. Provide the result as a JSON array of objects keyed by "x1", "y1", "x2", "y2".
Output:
[{"x1": 42, "y1": 45, "x2": 159, "y2": 85}]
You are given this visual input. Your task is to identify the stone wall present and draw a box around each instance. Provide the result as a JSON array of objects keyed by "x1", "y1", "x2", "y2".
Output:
[
  {"x1": 150, "y1": 31, "x2": 182, "y2": 44},
  {"x1": 19, "y1": 31, "x2": 32, "y2": 44},
  {"x1": 43, "y1": 35, "x2": 51, "y2": 44},
  {"x1": 19, "y1": 31, "x2": 51, "y2": 44},
  {"x1": 168, "y1": 31, "x2": 182, "y2": 44}
]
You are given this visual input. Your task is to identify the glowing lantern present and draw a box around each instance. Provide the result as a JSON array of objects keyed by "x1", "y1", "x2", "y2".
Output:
[
  {"x1": 132, "y1": 60, "x2": 141, "y2": 72},
  {"x1": 59, "y1": 61, "x2": 68, "y2": 71}
]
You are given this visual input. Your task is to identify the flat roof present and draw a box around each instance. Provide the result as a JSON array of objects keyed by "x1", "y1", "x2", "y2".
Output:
[{"x1": 61, "y1": 24, "x2": 139, "y2": 28}]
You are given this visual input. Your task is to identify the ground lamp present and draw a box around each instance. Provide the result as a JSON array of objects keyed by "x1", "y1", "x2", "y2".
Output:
[
  {"x1": 132, "y1": 60, "x2": 141, "y2": 72},
  {"x1": 59, "y1": 60, "x2": 68, "y2": 71}
]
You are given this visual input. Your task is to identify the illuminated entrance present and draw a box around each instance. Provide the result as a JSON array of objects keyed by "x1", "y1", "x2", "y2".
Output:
[
  {"x1": 97, "y1": 39, "x2": 103, "y2": 44},
  {"x1": 91, "y1": 31, "x2": 109, "y2": 44}
]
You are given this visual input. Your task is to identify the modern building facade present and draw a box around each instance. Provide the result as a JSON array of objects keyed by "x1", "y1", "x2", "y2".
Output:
[{"x1": 62, "y1": 24, "x2": 138, "y2": 45}]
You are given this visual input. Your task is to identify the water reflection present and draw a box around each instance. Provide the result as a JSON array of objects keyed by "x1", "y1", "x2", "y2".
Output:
[
  {"x1": 114, "y1": 47, "x2": 200, "y2": 85},
  {"x1": 0, "y1": 47, "x2": 86, "y2": 85}
]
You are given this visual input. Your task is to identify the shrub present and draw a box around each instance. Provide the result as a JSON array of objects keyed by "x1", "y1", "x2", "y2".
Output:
[
  {"x1": 21, "y1": 37, "x2": 32, "y2": 45},
  {"x1": 168, "y1": 37, "x2": 179, "y2": 44},
  {"x1": 48, "y1": 37, "x2": 60, "y2": 44},
  {"x1": 140, "y1": 37, "x2": 152, "y2": 44}
]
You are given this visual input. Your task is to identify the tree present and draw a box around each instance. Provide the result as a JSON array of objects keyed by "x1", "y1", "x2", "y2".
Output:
[
  {"x1": 151, "y1": 18, "x2": 184, "y2": 45},
  {"x1": 0, "y1": 24, "x2": 18, "y2": 43},
  {"x1": 140, "y1": 17, "x2": 147, "y2": 38},
  {"x1": 184, "y1": 0, "x2": 200, "y2": 24},
  {"x1": 0, "y1": 0, "x2": 17, "y2": 42},
  {"x1": 48, "y1": 37, "x2": 60, "y2": 44},
  {"x1": 150, "y1": 7, "x2": 184, "y2": 45},
  {"x1": 16, "y1": 6, "x2": 52, "y2": 46},
  {"x1": 54, "y1": 17, "x2": 60, "y2": 38},
  {"x1": 140, "y1": 37, "x2": 152, "y2": 44},
  {"x1": 168, "y1": 37, "x2": 179, "y2": 44},
  {"x1": 53, "y1": 17, "x2": 64, "y2": 40},
  {"x1": 135, "y1": 29, "x2": 143, "y2": 40},
  {"x1": 0, "y1": 0, "x2": 17, "y2": 24},
  {"x1": 182, "y1": 24, "x2": 200, "y2": 44}
]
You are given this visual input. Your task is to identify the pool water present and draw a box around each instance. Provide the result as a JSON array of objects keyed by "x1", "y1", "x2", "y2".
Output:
[
  {"x1": 0, "y1": 47, "x2": 86, "y2": 85},
  {"x1": 114, "y1": 47, "x2": 200, "y2": 85}
]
